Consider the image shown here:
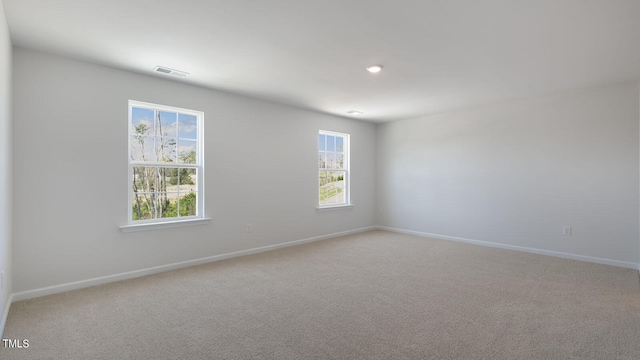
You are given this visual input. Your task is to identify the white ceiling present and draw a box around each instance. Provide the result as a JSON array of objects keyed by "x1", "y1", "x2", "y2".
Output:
[{"x1": 4, "y1": 0, "x2": 640, "y2": 122}]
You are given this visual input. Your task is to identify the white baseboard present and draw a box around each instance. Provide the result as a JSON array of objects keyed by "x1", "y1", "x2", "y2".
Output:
[
  {"x1": 11, "y1": 226, "x2": 376, "y2": 303},
  {"x1": 0, "y1": 294, "x2": 13, "y2": 339},
  {"x1": 377, "y1": 226, "x2": 640, "y2": 270}
]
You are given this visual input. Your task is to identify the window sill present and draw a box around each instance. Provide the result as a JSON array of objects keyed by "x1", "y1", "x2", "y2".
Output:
[
  {"x1": 316, "y1": 204, "x2": 354, "y2": 211},
  {"x1": 120, "y1": 218, "x2": 212, "y2": 232}
]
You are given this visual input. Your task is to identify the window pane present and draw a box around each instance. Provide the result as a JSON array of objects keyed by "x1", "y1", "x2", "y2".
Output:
[
  {"x1": 131, "y1": 107, "x2": 154, "y2": 135},
  {"x1": 157, "y1": 167, "x2": 178, "y2": 193},
  {"x1": 178, "y1": 140, "x2": 197, "y2": 164},
  {"x1": 178, "y1": 113, "x2": 198, "y2": 139},
  {"x1": 156, "y1": 137, "x2": 177, "y2": 163},
  {"x1": 130, "y1": 136, "x2": 156, "y2": 162},
  {"x1": 327, "y1": 135, "x2": 335, "y2": 151},
  {"x1": 133, "y1": 166, "x2": 157, "y2": 192},
  {"x1": 320, "y1": 178, "x2": 336, "y2": 205},
  {"x1": 319, "y1": 171, "x2": 345, "y2": 205},
  {"x1": 318, "y1": 134, "x2": 326, "y2": 151},
  {"x1": 132, "y1": 193, "x2": 154, "y2": 220},
  {"x1": 336, "y1": 136, "x2": 344, "y2": 153},
  {"x1": 154, "y1": 167, "x2": 173, "y2": 194},
  {"x1": 334, "y1": 171, "x2": 346, "y2": 204},
  {"x1": 330, "y1": 171, "x2": 346, "y2": 204},
  {"x1": 319, "y1": 171, "x2": 328, "y2": 186},
  {"x1": 337, "y1": 154, "x2": 344, "y2": 169},
  {"x1": 158, "y1": 112, "x2": 177, "y2": 137},
  {"x1": 319, "y1": 153, "x2": 326, "y2": 168},
  {"x1": 179, "y1": 168, "x2": 197, "y2": 192},
  {"x1": 327, "y1": 153, "x2": 336, "y2": 169},
  {"x1": 319, "y1": 172, "x2": 328, "y2": 202},
  {"x1": 179, "y1": 191, "x2": 197, "y2": 217},
  {"x1": 156, "y1": 193, "x2": 179, "y2": 218},
  {"x1": 324, "y1": 183, "x2": 336, "y2": 205}
]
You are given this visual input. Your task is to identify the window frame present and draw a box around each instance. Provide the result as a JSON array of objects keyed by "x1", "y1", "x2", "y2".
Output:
[
  {"x1": 125, "y1": 100, "x2": 205, "y2": 228},
  {"x1": 318, "y1": 130, "x2": 351, "y2": 209}
]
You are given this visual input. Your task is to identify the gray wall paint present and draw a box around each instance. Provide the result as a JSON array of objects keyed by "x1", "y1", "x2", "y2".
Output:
[
  {"x1": 0, "y1": 0, "x2": 12, "y2": 335},
  {"x1": 12, "y1": 48, "x2": 376, "y2": 293},
  {"x1": 377, "y1": 83, "x2": 640, "y2": 264}
]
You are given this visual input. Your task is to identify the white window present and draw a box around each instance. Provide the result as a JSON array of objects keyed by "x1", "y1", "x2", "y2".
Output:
[
  {"x1": 128, "y1": 100, "x2": 204, "y2": 224},
  {"x1": 318, "y1": 130, "x2": 350, "y2": 207}
]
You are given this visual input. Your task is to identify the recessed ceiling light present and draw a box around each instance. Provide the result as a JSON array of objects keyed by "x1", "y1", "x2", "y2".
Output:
[
  {"x1": 366, "y1": 65, "x2": 383, "y2": 73},
  {"x1": 153, "y1": 66, "x2": 189, "y2": 78},
  {"x1": 347, "y1": 110, "x2": 363, "y2": 115}
]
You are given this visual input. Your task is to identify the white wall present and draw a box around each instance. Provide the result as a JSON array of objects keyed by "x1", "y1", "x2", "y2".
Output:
[
  {"x1": 0, "y1": 0, "x2": 12, "y2": 337},
  {"x1": 8, "y1": 45, "x2": 640, "y2": 304},
  {"x1": 12, "y1": 48, "x2": 376, "y2": 295},
  {"x1": 377, "y1": 82, "x2": 640, "y2": 267}
]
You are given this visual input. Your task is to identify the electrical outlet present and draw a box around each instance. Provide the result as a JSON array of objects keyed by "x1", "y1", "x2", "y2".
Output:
[
  {"x1": 246, "y1": 223, "x2": 252, "y2": 233},
  {"x1": 1, "y1": 271, "x2": 4, "y2": 291},
  {"x1": 562, "y1": 226, "x2": 572, "y2": 236}
]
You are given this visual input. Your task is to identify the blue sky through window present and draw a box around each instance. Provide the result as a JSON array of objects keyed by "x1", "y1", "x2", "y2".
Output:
[
  {"x1": 131, "y1": 107, "x2": 154, "y2": 134},
  {"x1": 131, "y1": 107, "x2": 198, "y2": 139},
  {"x1": 131, "y1": 107, "x2": 199, "y2": 164},
  {"x1": 179, "y1": 114, "x2": 197, "y2": 139}
]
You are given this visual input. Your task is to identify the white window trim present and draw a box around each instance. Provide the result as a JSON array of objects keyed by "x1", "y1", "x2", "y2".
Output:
[
  {"x1": 316, "y1": 204, "x2": 354, "y2": 211},
  {"x1": 124, "y1": 100, "x2": 206, "y2": 229},
  {"x1": 318, "y1": 130, "x2": 351, "y2": 208},
  {"x1": 120, "y1": 217, "x2": 211, "y2": 232}
]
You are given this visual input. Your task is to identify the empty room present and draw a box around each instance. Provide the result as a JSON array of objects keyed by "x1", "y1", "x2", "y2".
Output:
[{"x1": 1, "y1": 0, "x2": 640, "y2": 359}]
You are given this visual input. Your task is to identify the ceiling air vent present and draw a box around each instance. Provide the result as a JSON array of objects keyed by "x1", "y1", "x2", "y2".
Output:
[{"x1": 153, "y1": 66, "x2": 189, "y2": 78}]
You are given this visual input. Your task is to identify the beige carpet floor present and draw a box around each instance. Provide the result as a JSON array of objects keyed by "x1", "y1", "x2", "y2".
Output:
[{"x1": 2, "y1": 230, "x2": 640, "y2": 359}]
